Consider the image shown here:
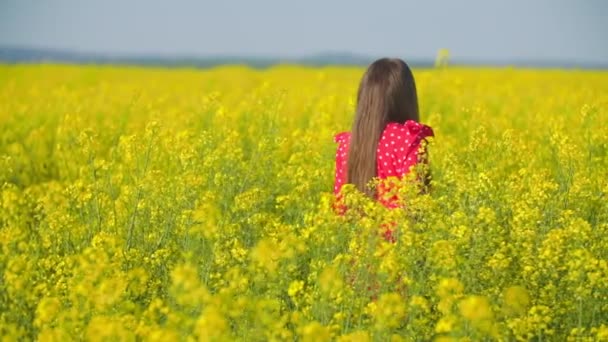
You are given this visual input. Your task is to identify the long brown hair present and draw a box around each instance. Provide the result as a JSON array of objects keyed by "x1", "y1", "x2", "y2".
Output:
[{"x1": 347, "y1": 58, "x2": 419, "y2": 197}]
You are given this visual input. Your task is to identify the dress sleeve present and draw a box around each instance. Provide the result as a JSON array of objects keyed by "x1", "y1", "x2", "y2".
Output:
[
  {"x1": 392, "y1": 121, "x2": 434, "y2": 178},
  {"x1": 334, "y1": 132, "x2": 349, "y2": 194}
]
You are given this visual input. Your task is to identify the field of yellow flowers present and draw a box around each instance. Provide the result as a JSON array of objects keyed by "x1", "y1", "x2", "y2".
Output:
[{"x1": 1, "y1": 63, "x2": 607, "y2": 341}]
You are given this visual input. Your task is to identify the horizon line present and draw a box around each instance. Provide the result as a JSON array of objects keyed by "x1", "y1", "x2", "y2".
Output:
[{"x1": 1, "y1": 45, "x2": 607, "y2": 70}]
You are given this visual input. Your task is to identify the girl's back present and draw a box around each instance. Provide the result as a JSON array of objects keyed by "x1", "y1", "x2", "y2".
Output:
[
  {"x1": 333, "y1": 58, "x2": 434, "y2": 209},
  {"x1": 334, "y1": 120, "x2": 433, "y2": 208}
]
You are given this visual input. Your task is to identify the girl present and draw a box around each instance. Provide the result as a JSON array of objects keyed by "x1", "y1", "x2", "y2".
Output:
[{"x1": 334, "y1": 58, "x2": 434, "y2": 211}]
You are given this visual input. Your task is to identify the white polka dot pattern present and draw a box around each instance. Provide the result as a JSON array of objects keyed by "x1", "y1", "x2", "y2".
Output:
[{"x1": 333, "y1": 120, "x2": 434, "y2": 206}]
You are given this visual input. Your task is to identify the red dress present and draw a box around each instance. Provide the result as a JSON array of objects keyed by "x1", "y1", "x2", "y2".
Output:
[{"x1": 334, "y1": 120, "x2": 434, "y2": 209}]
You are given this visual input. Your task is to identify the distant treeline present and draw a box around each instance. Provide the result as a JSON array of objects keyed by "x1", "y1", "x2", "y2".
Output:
[
  {"x1": 0, "y1": 46, "x2": 400, "y2": 68},
  {"x1": 0, "y1": 46, "x2": 606, "y2": 69}
]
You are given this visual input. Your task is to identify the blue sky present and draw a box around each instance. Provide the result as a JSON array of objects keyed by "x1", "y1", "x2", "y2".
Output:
[{"x1": 1, "y1": 0, "x2": 606, "y2": 64}]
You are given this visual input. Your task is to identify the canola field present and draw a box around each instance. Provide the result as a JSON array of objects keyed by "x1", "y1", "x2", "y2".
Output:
[{"x1": 0, "y1": 64, "x2": 607, "y2": 341}]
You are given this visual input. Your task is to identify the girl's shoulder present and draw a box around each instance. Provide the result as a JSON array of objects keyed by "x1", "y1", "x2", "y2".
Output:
[
  {"x1": 334, "y1": 131, "x2": 351, "y2": 143},
  {"x1": 384, "y1": 120, "x2": 434, "y2": 138},
  {"x1": 379, "y1": 121, "x2": 434, "y2": 155},
  {"x1": 334, "y1": 120, "x2": 433, "y2": 146}
]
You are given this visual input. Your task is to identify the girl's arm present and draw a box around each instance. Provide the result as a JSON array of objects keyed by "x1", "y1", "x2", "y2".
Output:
[{"x1": 417, "y1": 139, "x2": 432, "y2": 194}]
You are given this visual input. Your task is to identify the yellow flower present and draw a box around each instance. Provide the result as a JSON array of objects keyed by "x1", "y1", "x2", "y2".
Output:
[
  {"x1": 593, "y1": 324, "x2": 608, "y2": 340},
  {"x1": 459, "y1": 295, "x2": 493, "y2": 322},
  {"x1": 195, "y1": 306, "x2": 229, "y2": 341},
  {"x1": 435, "y1": 315, "x2": 457, "y2": 334},
  {"x1": 410, "y1": 295, "x2": 431, "y2": 314},
  {"x1": 437, "y1": 278, "x2": 464, "y2": 298},
  {"x1": 93, "y1": 276, "x2": 127, "y2": 310},
  {"x1": 288, "y1": 280, "x2": 305, "y2": 298},
  {"x1": 300, "y1": 321, "x2": 332, "y2": 342},
  {"x1": 503, "y1": 286, "x2": 530, "y2": 316},
  {"x1": 337, "y1": 330, "x2": 370, "y2": 342},
  {"x1": 251, "y1": 238, "x2": 282, "y2": 273},
  {"x1": 319, "y1": 265, "x2": 343, "y2": 295},
  {"x1": 369, "y1": 292, "x2": 407, "y2": 330},
  {"x1": 170, "y1": 263, "x2": 209, "y2": 307},
  {"x1": 85, "y1": 316, "x2": 135, "y2": 342},
  {"x1": 34, "y1": 297, "x2": 61, "y2": 327}
]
